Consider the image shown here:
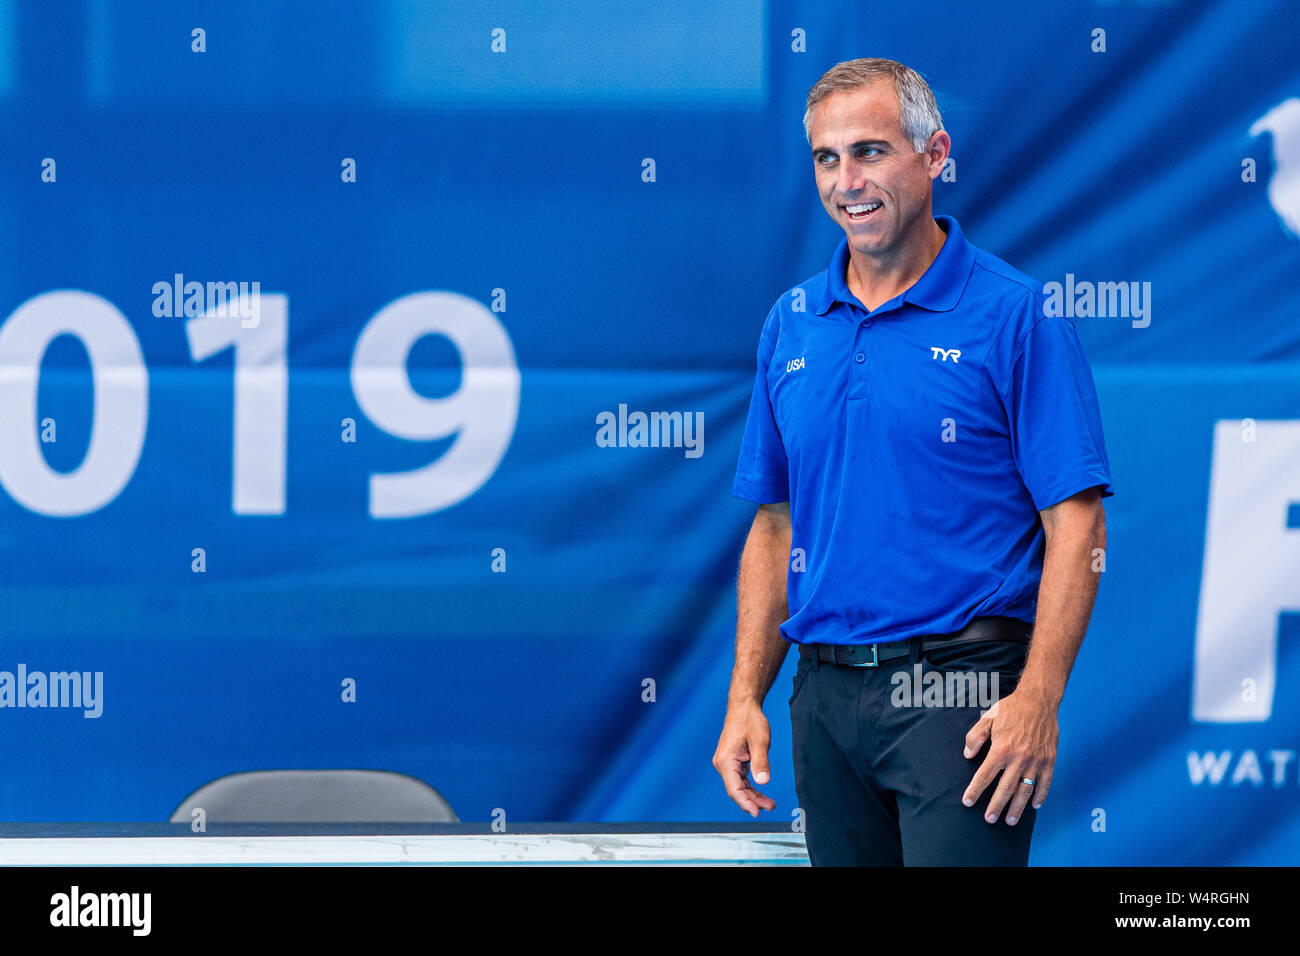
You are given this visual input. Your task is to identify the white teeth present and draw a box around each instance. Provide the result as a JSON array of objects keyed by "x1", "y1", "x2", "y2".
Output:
[{"x1": 846, "y1": 202, "x2": 881, "y2": 214}]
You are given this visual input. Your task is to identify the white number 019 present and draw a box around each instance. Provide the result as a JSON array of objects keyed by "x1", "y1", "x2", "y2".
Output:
[{"x1": 0, "y1": 289, "x2": 520, "y2": 518}]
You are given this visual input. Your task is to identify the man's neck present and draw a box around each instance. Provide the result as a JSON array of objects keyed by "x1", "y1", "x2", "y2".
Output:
[{"x1": 846, "y1": 216, "x2": 948, "y2": 312}]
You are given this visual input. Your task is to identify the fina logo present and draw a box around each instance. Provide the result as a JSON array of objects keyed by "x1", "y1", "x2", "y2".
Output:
[
  {"x1": 1250, "y1": 97, "x2": 1300, "y2": 238},
  {"x1": 930, "y1": 347, "x2": 961, "y2": 363}
]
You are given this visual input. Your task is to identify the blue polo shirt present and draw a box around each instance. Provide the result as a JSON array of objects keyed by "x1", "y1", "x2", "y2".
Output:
[{"x1": 732, "y1": 215, "x2": 1114, "y2": 646}]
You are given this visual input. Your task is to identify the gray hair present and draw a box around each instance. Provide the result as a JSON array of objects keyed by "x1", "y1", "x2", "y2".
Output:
[{"x1": 803, "y1": 58, "x2": 943, "y2": 152}]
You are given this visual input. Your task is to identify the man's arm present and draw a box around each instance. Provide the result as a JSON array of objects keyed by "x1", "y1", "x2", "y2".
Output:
[
  {"x1": 730, "y1": 501, "x2": 793, "y2": 706},
  {"x1": 712, "y1": 500, "x2": 792, "y2": 816},
  {"x1": 1019, "y1": 486, "x2": 1107, "y2": 707},
  {"x1": 961, "y1": 485, "x2": 1106, "y2": 825}
]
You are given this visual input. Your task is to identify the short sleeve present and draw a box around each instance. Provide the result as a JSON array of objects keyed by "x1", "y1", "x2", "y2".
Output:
[
  {"x1": 732, "y1": 308, "x2": 789, "y2": 503},
  {"x1": 1000, "y1": 300, "x2": 1114, "y2": 511}
]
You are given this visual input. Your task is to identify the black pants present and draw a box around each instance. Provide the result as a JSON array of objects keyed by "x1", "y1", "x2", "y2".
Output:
[{"x1": 789, "y1": 633, "x2": 1036, "y2": 866}]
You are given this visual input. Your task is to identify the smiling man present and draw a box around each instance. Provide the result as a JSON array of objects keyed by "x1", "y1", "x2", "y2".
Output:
[{"x1": 712, "y1": 58, "x2": 1114, "y2": 866}]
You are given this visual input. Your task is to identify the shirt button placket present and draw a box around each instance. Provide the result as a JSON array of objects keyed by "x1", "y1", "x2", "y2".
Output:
[{"x1": 849, "y1": 312, "x2": 872, "y2": 399}]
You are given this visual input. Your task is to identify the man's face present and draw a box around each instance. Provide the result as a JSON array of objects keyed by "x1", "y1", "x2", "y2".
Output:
[{"x1": 809, "y1": 80, "x2": 945, "y2": 257}]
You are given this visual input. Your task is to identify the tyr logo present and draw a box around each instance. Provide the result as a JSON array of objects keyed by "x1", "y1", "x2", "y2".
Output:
[{"x1": 930, "y1": 347, "x2": 962, "y2": 363}]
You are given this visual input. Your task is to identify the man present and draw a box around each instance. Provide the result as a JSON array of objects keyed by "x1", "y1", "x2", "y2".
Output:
[{"x1": 712, "y1": 58, "x2": 1113, "y2": 866}]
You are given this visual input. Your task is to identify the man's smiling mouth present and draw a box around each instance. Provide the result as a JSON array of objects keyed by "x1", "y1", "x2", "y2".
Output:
[{"x1": 842, "y1": 201, "x2": 883, "y2": 221}]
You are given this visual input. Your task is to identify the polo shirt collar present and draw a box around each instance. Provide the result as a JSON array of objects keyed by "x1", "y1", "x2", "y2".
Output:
[{"x1": 813, "y1": 214, "x2": 976, "y2": 316}]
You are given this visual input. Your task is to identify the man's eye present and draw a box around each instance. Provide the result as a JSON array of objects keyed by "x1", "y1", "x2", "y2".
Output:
[{"x1": 859, "y1": 148, "x2": 880, "y2": 158}]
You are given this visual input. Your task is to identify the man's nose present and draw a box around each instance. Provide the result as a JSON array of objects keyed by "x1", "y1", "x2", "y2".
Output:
[{"x1": 837, "y1": 162, "x2": 865, "y2": 197}]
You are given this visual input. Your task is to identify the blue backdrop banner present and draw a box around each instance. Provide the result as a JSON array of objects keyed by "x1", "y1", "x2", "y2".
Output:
[{"x1": 1, "y1": 0, "x2": 1299, "y2": 865}]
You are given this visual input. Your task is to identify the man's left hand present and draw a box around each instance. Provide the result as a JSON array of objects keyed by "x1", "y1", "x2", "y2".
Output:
[{"x1": 960, "y1": 690, "x2": 1058, "y2": 825}]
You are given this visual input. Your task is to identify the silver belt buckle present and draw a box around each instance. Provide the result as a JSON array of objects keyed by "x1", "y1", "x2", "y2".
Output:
[{"x1": 846, "y1": 643, "x2": 879, "y2": 668}]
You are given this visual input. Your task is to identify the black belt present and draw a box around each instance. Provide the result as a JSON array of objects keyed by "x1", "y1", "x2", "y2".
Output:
[{"x1": 798, "y1": 616, "x2": 1032, "y2": 668}]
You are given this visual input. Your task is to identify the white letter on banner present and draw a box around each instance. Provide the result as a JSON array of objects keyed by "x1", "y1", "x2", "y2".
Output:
[{"x1": 1193, "y1": 420, "x2": 1300, "y2": 722}]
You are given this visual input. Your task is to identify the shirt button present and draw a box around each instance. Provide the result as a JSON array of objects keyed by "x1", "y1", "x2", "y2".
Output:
[
  {"x1": 854, "y1": 351, "x2": 865, "y2": 363},
  {"x1": 862, "y1": 319, "x2": 872, "y2": 327}
]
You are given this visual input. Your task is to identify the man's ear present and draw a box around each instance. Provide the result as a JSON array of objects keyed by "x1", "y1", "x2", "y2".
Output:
[{"x1": 926, "y1": 130, "x2": 951, "y2": 178}]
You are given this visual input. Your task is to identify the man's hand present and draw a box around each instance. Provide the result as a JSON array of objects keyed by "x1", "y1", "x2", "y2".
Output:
[
  {"x1": 713, "y1": 702, "x2": 777, "y2": 818},
  {"x1": 960, "y1": 689, "x2": 1058, "y2": 826}
]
